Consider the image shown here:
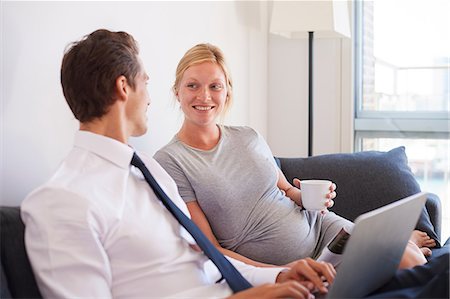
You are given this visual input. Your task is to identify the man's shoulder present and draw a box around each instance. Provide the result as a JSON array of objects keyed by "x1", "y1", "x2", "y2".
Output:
[
  {"x1": 20, "y1": 182, "x2": 94, "y2": 227},
  {"x1": 22, "y1": 148, "x2": 125, "y2": 211},
  {"x1": 20, "y1": 151, "x2": 127, "y2": 229}
]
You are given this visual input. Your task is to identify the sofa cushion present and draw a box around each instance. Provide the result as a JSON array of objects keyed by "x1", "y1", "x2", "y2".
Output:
[
  {"x1": 0, "y1": 206, "x2": 42, "y2": 298},
  {"x1": 277, "y1": 147, "x2": 440, "y2": 245}
]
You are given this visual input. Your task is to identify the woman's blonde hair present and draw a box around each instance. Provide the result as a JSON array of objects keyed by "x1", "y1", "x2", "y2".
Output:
[{"x1": 173, "y1": 43, "x2": 233, "y2": 117}]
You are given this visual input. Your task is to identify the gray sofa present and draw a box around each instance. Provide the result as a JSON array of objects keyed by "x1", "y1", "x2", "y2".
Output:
[
  {"x1": 275, "y1": 146, "x2": 441, "y2": 240},
  {"x1": 0, "y1": 147, "x2": 441, "y2": 298}
]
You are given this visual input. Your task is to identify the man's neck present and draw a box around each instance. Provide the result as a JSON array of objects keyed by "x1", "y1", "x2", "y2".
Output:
[{"x1": 80, "y1": 117, "x2": 128, "y2": 144}]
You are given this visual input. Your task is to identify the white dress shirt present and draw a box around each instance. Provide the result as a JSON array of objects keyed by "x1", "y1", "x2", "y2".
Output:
[{"x1": 21, "y1": 131, "x2": 283, "y2": 298}]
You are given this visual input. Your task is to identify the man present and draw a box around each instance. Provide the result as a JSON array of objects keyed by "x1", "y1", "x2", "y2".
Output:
[{"x1": 21, "y1": 29, "x2": 335, "y2": 299}]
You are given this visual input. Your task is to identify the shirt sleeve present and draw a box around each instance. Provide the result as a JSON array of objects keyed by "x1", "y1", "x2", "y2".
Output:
[
  {"x1": 21, "y1": 187, "x2": 112, "y2": 298},
  {"x1": 227, "y1": 257, "x2": 287, "y2": 286}
]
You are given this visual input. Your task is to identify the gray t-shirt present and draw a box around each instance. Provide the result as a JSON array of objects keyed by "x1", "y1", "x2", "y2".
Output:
[{"x1": 154, "y1": 125, "x2": 352, "y2": 265}]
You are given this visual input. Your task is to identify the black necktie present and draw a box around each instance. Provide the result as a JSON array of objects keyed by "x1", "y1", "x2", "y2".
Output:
[{"x1": 130, "y1": 153, "x2": 252, "y2": 293}]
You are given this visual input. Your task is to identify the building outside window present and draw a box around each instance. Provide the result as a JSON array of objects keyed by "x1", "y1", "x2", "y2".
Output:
[{"x1": 354, "y1": 0, "x2": 450, "y2": 240}]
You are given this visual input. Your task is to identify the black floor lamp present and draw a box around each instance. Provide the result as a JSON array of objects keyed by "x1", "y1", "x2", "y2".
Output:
[
  {"x1": 270, "y1": 1, "x2": 351, "y2": 157},
  {"x1": 308, "y1": 31, "x2": 314, "y2": 157}
]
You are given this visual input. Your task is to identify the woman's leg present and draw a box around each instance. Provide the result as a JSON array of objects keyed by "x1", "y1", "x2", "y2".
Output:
[{"x1": 312, "y1": 212, "x2": 353, "y2": 259}]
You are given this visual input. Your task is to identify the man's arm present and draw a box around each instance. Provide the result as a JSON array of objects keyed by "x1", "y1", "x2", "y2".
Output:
[
  {"x1": 225, "y1": 257, "x2": 335, "y2": 299},
  {"x1": 21, "y1": 187, "x2": 112, "y2": 298},
  {"x1": 228, "y1": 256, "x2": 334, "y2": 294}
]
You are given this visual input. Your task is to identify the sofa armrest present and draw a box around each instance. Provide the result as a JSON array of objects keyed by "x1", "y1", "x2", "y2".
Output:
[{"x1": 424, "y1": 193, "x2": 442, "y2": 242}]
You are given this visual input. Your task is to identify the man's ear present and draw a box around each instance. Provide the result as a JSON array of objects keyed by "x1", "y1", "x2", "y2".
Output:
[{"x1": 115, "y1": 75, "x2": 128, "y2": 102}]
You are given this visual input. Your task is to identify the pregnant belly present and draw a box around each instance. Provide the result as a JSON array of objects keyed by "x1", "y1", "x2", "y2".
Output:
[{"x1": 233, "y1": 210, "x2": 322, "y2": 265}]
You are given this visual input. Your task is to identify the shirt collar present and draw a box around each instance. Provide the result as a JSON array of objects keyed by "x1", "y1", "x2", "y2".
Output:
[{"x1": 74, "y1": 130, "x2": 134, "y2": 169}]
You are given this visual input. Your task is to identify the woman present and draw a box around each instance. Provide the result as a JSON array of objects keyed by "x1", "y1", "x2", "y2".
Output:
[{"x1": 154, "y1": 43, "x2": 434, "y2": 268}]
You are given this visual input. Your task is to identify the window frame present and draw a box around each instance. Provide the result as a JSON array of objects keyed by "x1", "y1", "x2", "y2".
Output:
[{"x1": 353, "y1": 0, "x2": 450, "y2": 149}]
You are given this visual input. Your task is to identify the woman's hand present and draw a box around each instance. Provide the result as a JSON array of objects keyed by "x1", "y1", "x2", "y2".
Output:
[
  {"x1": 276, "y1": 169, "x2": 336, "y2": 212},
  {"x1": 293, "y1": 179, "x2": 336, "y2": 213}
]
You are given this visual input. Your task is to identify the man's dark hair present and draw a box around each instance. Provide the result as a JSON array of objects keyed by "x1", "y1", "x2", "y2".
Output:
[{"x1": 61, "y1": 29, "x2": 140, "y2": 122}]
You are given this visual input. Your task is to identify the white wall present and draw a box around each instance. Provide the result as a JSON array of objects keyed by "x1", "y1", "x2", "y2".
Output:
[
  {"x1": 266, "y1": 0, "x2": 354, "y2": 158},
  {"x1": 267, "y1": 36, "x2": 353, "y2": 157},
  {"x1": 1, "y1": 1, "x2": 351, "y2": 206},
  {"x1": 1, "y1": 1, "x2": 270, "y2": 206}
]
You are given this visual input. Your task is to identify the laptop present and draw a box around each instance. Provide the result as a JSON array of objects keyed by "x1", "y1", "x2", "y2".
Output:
[{"x1": 322, "y1": 192, "x2": 427, "y2": 298}]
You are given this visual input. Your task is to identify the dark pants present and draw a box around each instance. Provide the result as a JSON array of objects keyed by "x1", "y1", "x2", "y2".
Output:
[{"x1": 367, "y1": 244, "x2": 449, "y2": 298}]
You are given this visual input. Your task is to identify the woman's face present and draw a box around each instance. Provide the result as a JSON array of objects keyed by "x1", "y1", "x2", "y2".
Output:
[{"x1": 176, "y1": 62, "x2": 227, "y2": 128}]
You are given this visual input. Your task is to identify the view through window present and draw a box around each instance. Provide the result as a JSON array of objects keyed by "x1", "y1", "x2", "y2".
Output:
[{"x1": 354, "y1": 0, "x2": 450, "y2": 241}]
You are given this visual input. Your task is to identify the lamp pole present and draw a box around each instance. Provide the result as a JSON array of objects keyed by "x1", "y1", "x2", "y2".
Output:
[{"x1": 308, "y1": 31, "x2": 314, "y2": 157}]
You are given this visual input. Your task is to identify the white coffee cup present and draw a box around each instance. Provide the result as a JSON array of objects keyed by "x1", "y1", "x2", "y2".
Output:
[{"x1": 300, "y1": 179, "x2": 331, "y2": 210}]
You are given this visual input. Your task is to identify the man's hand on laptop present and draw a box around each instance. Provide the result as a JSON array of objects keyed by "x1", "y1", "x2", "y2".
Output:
[
  {"x1": 228, "y1": 281, "x2": 316, "y2": 299},
  {"x1": 229, "y1": 259, "x2": 335, "y2": 299},
  {"x1": 276, "y1": 258, "x2": 335, "y2": 294}
]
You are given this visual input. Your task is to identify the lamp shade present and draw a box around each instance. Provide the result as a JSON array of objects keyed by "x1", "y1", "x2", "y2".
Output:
[{"x1": 270, "y1": 0, "x2": 351, "y2": 39}]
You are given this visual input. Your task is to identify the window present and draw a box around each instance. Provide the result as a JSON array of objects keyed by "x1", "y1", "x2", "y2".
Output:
[{"x1": 354, "y1": 0, "x2": 450, "y2": 240}]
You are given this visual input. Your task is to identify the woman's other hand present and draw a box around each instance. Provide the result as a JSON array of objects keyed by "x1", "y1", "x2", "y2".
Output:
[{"x1": 293, "y1": 179, "x2": 336, "y2": 213}]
